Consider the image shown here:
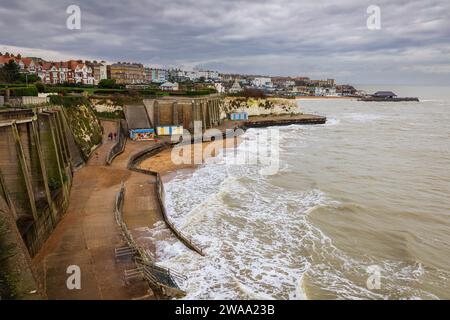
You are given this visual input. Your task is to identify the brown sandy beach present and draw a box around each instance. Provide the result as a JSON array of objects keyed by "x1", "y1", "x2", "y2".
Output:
[{"x1": 139, "y1": 137, "x2": 241, "y2": 180}]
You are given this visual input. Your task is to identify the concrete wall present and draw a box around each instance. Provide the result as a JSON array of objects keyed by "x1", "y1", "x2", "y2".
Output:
[
  {"x1": 0, "y1": 125, "x2": 33, "y2": 221},
  {"x1": 142, "y1": 95, "x2": 223, "y2": 132},
  {"x1": 0, "y1": 108, "x2": 73, "y2": 258},
  {"x1": 0, "y1": 109, "x2": 34, "y2": 121},
  {"x1": 21, "y1": 96, "x2": 49, "y2": 106},
  {"x1": 0, "y1": 96, "x2": 49, "y2": 108},
  {"x1": 0, "y1": 104, "x2": 104, "y2": 298},
  {"x1": 124, "y1": 104, "x2": 151, "y2": 130},
  {"x1": 142, "y1": 99, "x2": 154, "y2": 127},
  {"x1": 0, "y1": 195, "x2": 41, "y2": 299}
]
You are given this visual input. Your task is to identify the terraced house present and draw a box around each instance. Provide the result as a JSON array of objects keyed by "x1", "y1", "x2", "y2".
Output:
[
  {"x1": 86, "y1": 61, "x2": 108, "y2": 85},
  {"x1": 107, "y1": 62, "x2": 145, "y2": 84},
  {"x1": 144, "y1": 67, "x2": 168, "y2": 83},
  {"x1": 0, "y1": 53, "x2": 36, "y2": 73},
  {"x1": 0, "y1": 53, "x2": 95, "y2": 85}
]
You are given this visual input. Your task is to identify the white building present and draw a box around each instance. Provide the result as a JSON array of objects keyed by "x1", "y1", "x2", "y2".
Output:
[
  {"x1": 173, "y1": 69, "x2": 220, "y2": 81},
  {"x1": 252, "y1": 77, "x2": 273, "y2": 88},
  {"x1": 160, "y1": 81, "x2": 179, "y2": 91},
  {"x1": 99, "y1": 63, "x2": 107, "y2": 81},
  {"x1": 197, "y1": 70, "x2": 219, "y2": 80},
  {"x1": 145, "y1": 68, "x2": 168, "y2": 83},
  {"x1": 314, "y1": 87, "x2": 325, "y2": 96},
  {"x1": 214, "y1": 82, "x2": 225, "y2": 93},
  {"x1": 72, "y1": 63, "x2": 95, "y2": 85},
  {"x1": 324, "y1": 87, "x2": 337, "y2": 96},
  {"x1": 229, "y1": 80, "x2": 243, "y2": 94}
]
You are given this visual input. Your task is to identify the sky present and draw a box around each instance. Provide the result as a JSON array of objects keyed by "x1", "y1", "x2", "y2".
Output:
[{"x1": 1, "y1": 0, "x2": 450, "y2": 85}]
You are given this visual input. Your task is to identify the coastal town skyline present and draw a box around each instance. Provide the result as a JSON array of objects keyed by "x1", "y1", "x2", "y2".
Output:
[
  {"x1": 1, "y1": 0, "x2": 450, "y2": 85},
  {"x1": 0, "y1": 49, "x2": 340, "y2": 85}
]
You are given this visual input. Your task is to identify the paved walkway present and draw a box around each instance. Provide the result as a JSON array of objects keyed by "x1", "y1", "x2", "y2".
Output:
[
  {"x1": 32, "y1": 121, "x2": 161, "y2": 300},
  {"x1": 112, "y1": 141, "x2": 163, "y2": 229}
]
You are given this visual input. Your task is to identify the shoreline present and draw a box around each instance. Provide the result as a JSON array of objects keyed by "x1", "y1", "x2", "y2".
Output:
[
  {"x1": 138, "y1": 137, "x2": 241, "y2": 182},
  {"x1": 295, "y1": 96, "x2": 357, "y2": 100}
]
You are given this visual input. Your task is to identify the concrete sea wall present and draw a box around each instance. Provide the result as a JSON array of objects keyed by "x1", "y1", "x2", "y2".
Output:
[
  {"x1": 0, "y1": 103, "x2": 103, "y2": 299},
  {"x1": 0, "y1": 109, "x2": 74, "y2": 258},
  {"x1": 143, "y1": 95, "x2": 222, "y2": 132},
  {"x1": 0, "y1": 195, "x2": 41, "y2": 299},
  {"x1": 21, "y1": 97, "x2": 50, "y2": 106}
]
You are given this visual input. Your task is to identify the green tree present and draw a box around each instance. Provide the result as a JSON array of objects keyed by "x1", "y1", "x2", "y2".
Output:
[
  {"x1": 35, "y1": 82, "x2": 46, "y2": 93},
  {"x1": 0, "y1": 60, "x2": 20, "y2": 83},
  {"x1": 19, "y1": 73, "x2": 40, "y2": 84},
  {"x1": 98, "y1": 79, "x2": 117, "y2": 88}
]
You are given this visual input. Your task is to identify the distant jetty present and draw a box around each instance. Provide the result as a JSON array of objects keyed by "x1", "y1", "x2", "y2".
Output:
[
  {"x1": 244, "y1": 114, "x2": 327, "y2": 128},
  {"x1": 359, "y1": 91, "x2": 419, "y2": 102}
]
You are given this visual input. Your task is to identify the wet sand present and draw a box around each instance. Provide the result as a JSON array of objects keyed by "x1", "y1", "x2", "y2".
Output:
[{"x1": 138, "y1": 138, "x2": 241, "y2": 180}]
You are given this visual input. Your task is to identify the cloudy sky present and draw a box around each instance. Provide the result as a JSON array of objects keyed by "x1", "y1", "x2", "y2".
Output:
[{"x1": 1, "y1": 0, "x2": 450, "y2": 85}]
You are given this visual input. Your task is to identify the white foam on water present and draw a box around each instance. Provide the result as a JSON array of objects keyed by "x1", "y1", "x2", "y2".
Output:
[
  {"x1": 323, "y1": 118, "x2": 341, "y2": 126},
  {"x1": 145, "y1": 127, "x2": 449, "y2": 300}
]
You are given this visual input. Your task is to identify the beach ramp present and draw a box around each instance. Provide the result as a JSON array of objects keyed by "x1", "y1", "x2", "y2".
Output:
[{"x1": 124, "y1": 104, "x2": 152, "y2": 129}]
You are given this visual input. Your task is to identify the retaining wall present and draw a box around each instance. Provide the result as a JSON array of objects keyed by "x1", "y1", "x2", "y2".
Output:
[
  {"x1": 0, "y1": 195, "x2": 41, "y2": 299},
  {"x1": 0, "y1": 107, "x2": 84, "y2": 299},
  {"x1": 0, "y1": 108, "x2": 74, "y2": 257},
  {"x1": 21, "y1": 96, "x2": 49, "y2": 105},
  {"x1": 142, "y1": 95, "x2": 222, "y2": 132},
  {"x1": 114, "y1": 183, "x2": 186, "y2": 298},
  {"x1": 127, "y1": 143, "x2": 205, "y2": 256}
]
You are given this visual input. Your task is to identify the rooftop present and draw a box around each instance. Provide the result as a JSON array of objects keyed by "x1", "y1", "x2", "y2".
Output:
[{"x1": 373, "y1": 91, "x2": 397, "y2": 97}]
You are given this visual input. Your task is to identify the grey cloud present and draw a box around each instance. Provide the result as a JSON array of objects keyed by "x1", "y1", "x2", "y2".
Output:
[{"x1": 0, "y1": 0, "x2": 449, "y2": 84}]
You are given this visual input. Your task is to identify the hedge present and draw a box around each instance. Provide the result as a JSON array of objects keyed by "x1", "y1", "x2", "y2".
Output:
[
  {"x1": 92, "y1": 89, "x2": 127, "y2": 95},
  {"x1": 46, "y1": 87, "x2": 85, "y2": 94},
  {"x1": 0, "y1": 83, "x2": 31, "y2": 88},
  {"x1": 8, "y1": 86, "x2": 38, "y2": 97}
]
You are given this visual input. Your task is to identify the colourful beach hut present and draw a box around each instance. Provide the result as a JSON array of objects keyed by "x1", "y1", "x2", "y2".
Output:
[
  {"x1": 129, "y1": 128, "x2": 155, "y2": 141},
  {"x1": 156, "y1": 125, "x2": 184, "y2": 136},
  {"x1": 228, "y1": 112, "x2": 249, "y2": 121}
]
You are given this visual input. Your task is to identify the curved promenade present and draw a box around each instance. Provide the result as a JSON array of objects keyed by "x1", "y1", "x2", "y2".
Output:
[
  {"x1": 32, "y1": 120, "x2": 203, "y2": 299},
  {"x1": 126, "y1": 145, "x2": 205, "y2": 256},
  {"x1": 32, "y1": 113, "x2": 326, "y2": 299}
]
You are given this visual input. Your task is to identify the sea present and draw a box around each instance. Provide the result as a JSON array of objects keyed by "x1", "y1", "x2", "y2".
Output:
[{"x1": 145, "y1": 85, "x2": 450, "y2": 300}]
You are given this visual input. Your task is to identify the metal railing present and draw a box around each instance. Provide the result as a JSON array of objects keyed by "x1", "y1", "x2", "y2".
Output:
[
  {"x1": 114, "y1": 182, "x2": 186, "y2": 294},
  {"x1": 106, "y1": 120, "x2": 126, "y2": 165},
  {"x1": 155, "y1": 173, "x2": 205, "y2": 256},
  {"x1": 126, "y1": 143, "x2": 205, "y2": 256}
]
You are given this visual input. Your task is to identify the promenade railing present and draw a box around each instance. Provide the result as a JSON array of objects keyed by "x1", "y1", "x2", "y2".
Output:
[
  {"x1": 114, "y1": 181, "x2": 186, "y2": 294},
  {"x1": 127, "y1": 143, "x2": 205, "y2": 256},
  {"x1": 106, "y1": 120, "x2": 126, "y2": 165}
]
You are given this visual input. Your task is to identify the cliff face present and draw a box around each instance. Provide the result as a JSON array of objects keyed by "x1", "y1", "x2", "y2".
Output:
[
  {"x1": 90, "y1": 98, "x2": 125, "y2": 119},
  {"x1": 62, "y1": 102, "x2": 103, "y2": 160},
  {"x1": 223, "y1": 97, "x2": 298, "y2": 118}
]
